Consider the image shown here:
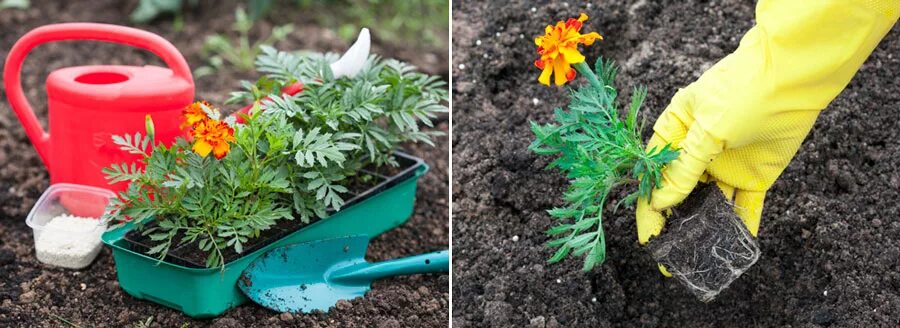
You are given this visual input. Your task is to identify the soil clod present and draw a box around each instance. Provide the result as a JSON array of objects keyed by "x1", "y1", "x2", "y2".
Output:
[{"x1": 646, "y1": 184, "x2": 760, "y2": 302}]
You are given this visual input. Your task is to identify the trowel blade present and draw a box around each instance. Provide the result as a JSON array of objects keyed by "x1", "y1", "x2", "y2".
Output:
[{"x1": 238, "y1": 236, "x2": 372, "y2": 313}]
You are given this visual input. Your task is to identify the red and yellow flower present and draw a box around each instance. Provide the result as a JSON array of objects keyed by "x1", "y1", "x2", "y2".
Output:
[
  {"x1": 182, "y1": 101, "x2": 234, "y2": 159},
  {"x1": 534, "y1": 13, "x2": 603, "y2": 86},
  {"x1": 182, "y1": 101, "x2": 214, "y2": 128},
  {"x1": 190, "y1": 117, "x2": 234, "y2": 159}
]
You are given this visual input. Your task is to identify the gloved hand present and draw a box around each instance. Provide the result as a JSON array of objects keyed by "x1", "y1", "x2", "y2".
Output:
[{"x1": 635, "y1": 0, "x2": 899, "y2": 266}]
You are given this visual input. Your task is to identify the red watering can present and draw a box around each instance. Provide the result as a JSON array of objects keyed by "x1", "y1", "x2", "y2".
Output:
[{"x1": 4, "y1": 23, "x2": 195, "y2": 193}]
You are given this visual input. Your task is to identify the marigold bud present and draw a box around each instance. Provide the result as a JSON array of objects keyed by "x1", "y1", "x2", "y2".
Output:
[{"x1": 145, "y1": 114, "x2": 155, "y2": 141}]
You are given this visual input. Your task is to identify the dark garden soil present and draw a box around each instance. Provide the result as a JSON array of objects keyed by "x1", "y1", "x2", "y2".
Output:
[
  {"x1": 452, "y1": 1, "x2": 899, "y2": 327},
  {"x1": 0, "y1": 1, "x2": 449, "y2": 327}
]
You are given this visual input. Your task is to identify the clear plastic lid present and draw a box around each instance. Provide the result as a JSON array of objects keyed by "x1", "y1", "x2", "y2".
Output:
[{"x1": 25, "y1": 183, "x2": 116, "y2": 233}]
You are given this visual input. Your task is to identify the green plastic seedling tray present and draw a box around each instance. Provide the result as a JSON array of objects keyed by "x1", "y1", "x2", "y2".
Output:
[{"x1": 101, "y1": 153, "x2": 427, "y2": 318}]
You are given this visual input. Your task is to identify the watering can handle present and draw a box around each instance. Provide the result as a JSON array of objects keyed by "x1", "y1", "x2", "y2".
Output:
[{"x1": 2, "y1": 23, "x2": 193, "y2": 165}]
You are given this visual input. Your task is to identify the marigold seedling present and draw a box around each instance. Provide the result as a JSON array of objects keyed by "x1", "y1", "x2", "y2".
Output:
[{"x1": 529, "y1": 13, "x2": 679, "y2": 271}]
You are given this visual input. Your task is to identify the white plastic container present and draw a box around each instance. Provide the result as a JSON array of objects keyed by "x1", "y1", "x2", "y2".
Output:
[{"x1": 25, "y1": 183, "x2": 115, "y2": 269}]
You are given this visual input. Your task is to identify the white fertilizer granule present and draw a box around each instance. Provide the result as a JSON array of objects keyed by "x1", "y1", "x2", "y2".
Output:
[{"x1": 34, "y1": 215, "x2": 105, "y2": 269}]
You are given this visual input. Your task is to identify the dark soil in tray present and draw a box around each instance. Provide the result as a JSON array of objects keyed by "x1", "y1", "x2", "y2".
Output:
[
  {"x1": 452, "y1": 1, "x2": 899, "y2": 327},
  {"x1": 125, "y1": 216, "x2": 298, "y2": 268},
  {"x1": 0, "y1": 1, "x2": 448, "y2": 327},
  {"x1": 646, "y1": 183, "x2": 760, "y2": 303}
]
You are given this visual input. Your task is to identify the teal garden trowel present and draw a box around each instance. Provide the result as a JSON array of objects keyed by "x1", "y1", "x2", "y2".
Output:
[{"x1": 238, "y1": 235, "x2": 449, "y2": 313}]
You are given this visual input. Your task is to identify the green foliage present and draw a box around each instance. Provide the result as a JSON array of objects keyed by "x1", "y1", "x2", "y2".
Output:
[
  {"x1": 104, "y1": 47, "x2": 446, "y2": 270},
  {"x1": 130, "y1": 0, "x2": 195, "y2": 24},
  {"x1": 294, "y1": 0, "x2": 448, "y2": 48},
  {"x1": 195, "y1": 7, "x2": 293, "y2": 77},
  {"x1": 529, "y1": 58, "x2": 679, "y2": 271},
  {"x1": 228, "y1": 46, "x2": 448, "y2": 167},
  {"x1": 247, "y1": 0, "x2": 274, "y2": 21},
  {"x1": 0, "y1": 0, "x2": 29, "y2": 10},
  {"x1": 103, "y1": 111, "x2": 294, "y2": 269}
]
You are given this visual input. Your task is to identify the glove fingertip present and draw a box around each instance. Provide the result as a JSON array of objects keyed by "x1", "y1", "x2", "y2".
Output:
[
  {"x1": 658, "y1": 263, "x2": 673, "y2": 277},
  {"x1": 649, "y1": 185, "x2": 689, "y2": 211},
  {"x1": 635, "y1": 200, "x2": 665, "y2": 245},
  {"x1": 715, "y1": 181, "x2": 736, "y2": 201},
  {"x1": 734, "y1": 190, "x2": 766, "y2": 237}
]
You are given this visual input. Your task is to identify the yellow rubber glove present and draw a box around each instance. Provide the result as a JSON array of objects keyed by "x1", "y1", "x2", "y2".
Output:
[{"x1": 636, "y1": 0, "x2": 898, "y2": 256}]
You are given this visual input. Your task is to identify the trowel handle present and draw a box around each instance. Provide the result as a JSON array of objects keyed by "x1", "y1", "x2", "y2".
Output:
[
  {"x1": 334, "y1": 250, "x2": 449, "y2": 283},
  {"x1": 3, "y1": 23, "x2": 192, "y2": 165}
]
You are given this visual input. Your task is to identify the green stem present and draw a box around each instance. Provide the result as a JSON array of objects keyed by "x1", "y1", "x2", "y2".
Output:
[
  {"x1": 580, "y1": 194, "x2": 607, "y2": 272},
  {"x1": 573, "y1": 61, "x2": 603, "y2": 90},
  {"x1": 574, "y1": 61, "x2": 613, "y2": 110},
  {"x1": 595, "y1": 215, "x2": 606, "y2": 262}
]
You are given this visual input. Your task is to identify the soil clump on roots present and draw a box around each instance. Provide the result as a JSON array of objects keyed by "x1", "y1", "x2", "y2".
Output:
[{"x1": 646, "y1": 183, "x2": 760, "y2": 302}]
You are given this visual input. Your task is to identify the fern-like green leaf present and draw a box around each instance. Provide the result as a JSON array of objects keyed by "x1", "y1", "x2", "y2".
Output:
[{"x1": 530, "y1": 57, "x2": 679, "y2": 271}]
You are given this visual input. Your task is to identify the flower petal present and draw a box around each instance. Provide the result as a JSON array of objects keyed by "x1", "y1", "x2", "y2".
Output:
[
  {"x1": 578, "y1": 13, "x2": 588, "y2": 22},
  {"x1": 559, "y1": 46, "x2": 585, "y2": 64},
  {"x1": 213, "y1": 142, "x2": 230, "y2": 159},
  {"x1": 538, "y1": 64, "x2": 553, "y2": 86},
  {"x1": 566, "y1": 14, "x2": 585, "y2": 31},
  {"x1": 193, "y1": 140, "x2": 213, "y2": 157},
  {"x1": 553, "y1": 58, "x2": 571, "y2": 86},
  {"x1": 580, "y1": 32, "x2": 603, "y2": 46}
]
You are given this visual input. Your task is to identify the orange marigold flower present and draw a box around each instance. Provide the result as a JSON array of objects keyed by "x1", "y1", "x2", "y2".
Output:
[
  {"x1": 190, "y1": 114, "x2": 235, "y2": 159},
  {"x1": 534, "y1": 13, "x2": 603, "y2": 86},
  {"x1": 182, "y1": 101, "x2": 215, "y2": 128}
]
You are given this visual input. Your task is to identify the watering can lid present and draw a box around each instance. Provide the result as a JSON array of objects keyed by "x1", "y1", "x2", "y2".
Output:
[{"x1": 46, "y1": 64, "x2": 193, "y2": 111}]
